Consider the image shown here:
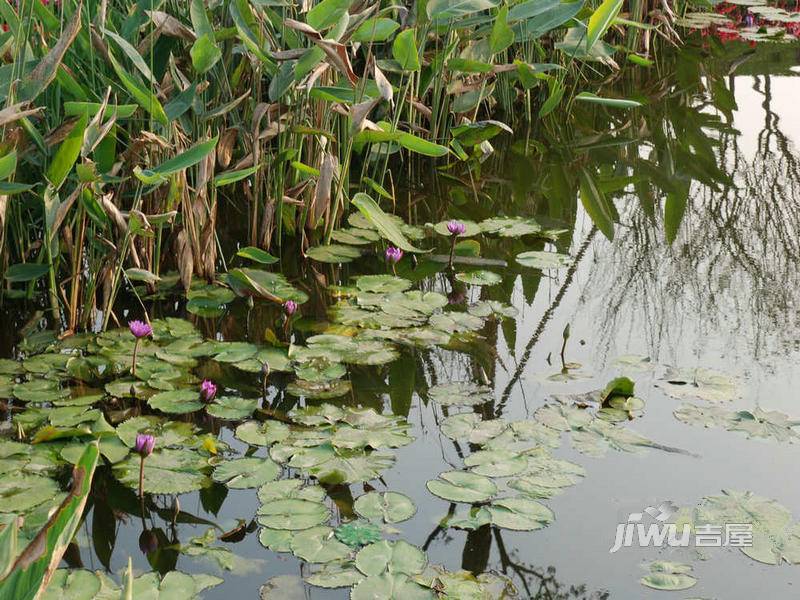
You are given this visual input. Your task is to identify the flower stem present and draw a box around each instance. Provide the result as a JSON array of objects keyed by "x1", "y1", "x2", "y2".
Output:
[
  {"x1": 448, "y1": 236, "x2": 457, "y2": 270},
  {"x1": 138, "y1": 456, "x2": 145, "y2": 499},
  {"x1": 132, "y1": 338, "x2": 140, "y2": 376}
]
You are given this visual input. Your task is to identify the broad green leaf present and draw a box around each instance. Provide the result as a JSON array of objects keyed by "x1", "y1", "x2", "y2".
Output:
[
  {"x1": 135, "y1": 136, "x2": 218, "y2": 185},
  {"x1": 489, "y1": 6, "x2": 515, "y2": 53},
  {"x1": 355, "y1": 540, "x2": 427, "y2": 576},
  {"x1": 351, "y1": 193, "x2": 429, "y2": 253},
  {"x1": 47, "y1": 113, "x2": 87, "y2": 190},
  {"x1": 392, "y1": 30, "x2": 420, "y2": 71},
  {"x1": 578, "y1": 167, "x2": 615, "y2": 240},
  {"x1": 213, "y1": 457, "x2": 280, "y2": 488},
  {"x1": 586, "y1": 0, "x2": 623, "y2": 49},
  {"x1": 107, "y1": 52, "x2": 168, "y2": 127},
  {"x1": 0, "y1": 443, "x2": 99, "y2": 599},
  {"x1": 307, "y1": 0, "x2": 352, "y2": 30},
  {"x1": 352, "y1": 18, "x2": 400, "y2": 42},
  {"x1": 191, "y1": 34, "x2": 222, "y2": 74},
  {"x1": 236, "y1": 246, "x2": 279, "y2": 264},
  {"x1": 4, "y1": 263, "x2": 50, "y2": 283},
  {"x1": 574, "y1": 91, "x2": 641, "y2": 108},
  {"x1": 0, "y1": 151, "x2": 17, "y2": 180},
  {"x1": 306, "y1": 244, "x2": 362, "y2": 263},
  {"x1": 487, "y1": 496, "x2": 554, "y2": 530},
  {"x1": 427, "y1": 0, "x2": 500, "y2": 20},
  {"x1": 214, "y1": 165, "x2": 260, "y2": 187}
]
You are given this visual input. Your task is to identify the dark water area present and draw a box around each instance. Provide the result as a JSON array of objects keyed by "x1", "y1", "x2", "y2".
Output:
[{"x1": 3, "y1": 37, "x2": 800, "y2": 599}]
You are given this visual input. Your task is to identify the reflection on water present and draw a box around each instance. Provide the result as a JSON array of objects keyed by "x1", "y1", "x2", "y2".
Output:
[{"x1": 4, "y1": 39, "x2": 800, "y2": 599}]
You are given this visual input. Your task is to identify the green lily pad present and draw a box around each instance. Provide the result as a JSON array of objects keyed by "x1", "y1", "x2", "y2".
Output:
[
  {"x1": 40, "y1": 569, "x2": 102, "y2": 600},
  {"x1": 426, "y1": 470, "x2": 497, "y2": 503},
  {"x1": 441, "y1": 413, "x2": 507, "y2": 445},
  {"x1": 355, "y1": 540, "x2": 427, "y2": 577},
  {"x1": 306, "y1": 244, "x2": 362, "y2": 263},
  {"x1": 290, "y1": 526, "x2": 352, "y2": 563},
  {"x1": 428, "y1": 382, "x2": 493, "y2": 406},
  {"x1": 148, "y1": 389, "x2": 204, "y2": 414},
  {"x1": 235, "y1": 420, "x2": 291, "y2": 446},
  {"x1": 515, "y1": 251, "x2": 571, "y2": 269},
  {"x1": 305, "y1": 562, "x2": 364, "y2": 588},
  {"x1": 659, "y1": 367, "x2": 738, "y2": 403},
  {"x1": 640, "y1": 561, "x2": 697, "y2": 591},
  {"x1": 351, "y1": 573, "x2": 433, "y2": 600},
  {"x1": 467, "y1": 301, "x2": 518, "y2": 319},
  {"x1": 213, "y1": 457, "x2": 280, "y2": 489},
  {"x1": 479, "y1": 216, "x2": 542, "y2": 237},
  {"x1": 259, "y1": 575, "x2": 306, "y2": 599},
  {"x1": 206, "y1": 396, "x2": 258, "y2": 420},
  {"x1": 487, "y1": 496, "x2": 554, "y2": 531},
  {"x1": 465, "y1": 449, "x2": 528, "y2": 477},
  {"x1": 355, "y1": 275, "x2": 412, "y2": 294},
  {"x1": 286, "y1": 379, "x2": 352, "y2": 399},
  {"x1": 433, "y1": 220, "x2": 481, "y2": 238},
  {"x1": 257, "y1": 498, "x2": 330, "y2": 530},
  {"x1": 455, "y1": 270, "x2": 502, "y2": 286},
  {"x1": 114, "y1": 447, "x2": 211, "y2": 494},
  {"x1": 354, "y1": 491, "x2": 417, "y2": 523},
  {"x1": 335, "y1": 521, "x2": 383, "y2": 547},
  {"x1": 0, "y1": 474, "x2": 59, "y2": 513}
]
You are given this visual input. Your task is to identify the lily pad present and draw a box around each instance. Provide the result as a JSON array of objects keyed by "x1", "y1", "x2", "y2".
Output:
[
  {"x1": 355, "y1": 275, "x2": 412, "y2": 294},
  {"x1": 235, "y1": 420, "x2": 291, "y2": 446},
  {"x1": 0, "y1": 474, "x2": 59, "y2": 513},
  {"x1": 640, "y1": 561, "x2": 697, "y2": 591},
  {"x1": 213, "y1": 457, "x2": 280, "y2": 489},
  {"x1": 464, "y1": 449, "x2": 528, "y2": 477},
  {"x1": 354, "y1": 491, "x2": 417, "y2": 523},
  {"x1": 426, "y1": 470, "x2": 497, "y2": 503},
  {"x1": 351, "y1": 573, "x2": 433, "y2": 600},
  {"x1": 441, "y1": 413, "x2": 507, "y2": 445},
  {"x1": 258, "y1": 498, "x2": 331, "y2": 530},
  {"x1": 515, "y1": 251, "x2": 571, "y2": 269},
  {"x1": 290, "y1": 526, "x2": 351, "y2": 563},
  {"x1": 428, "y1": 382, "x2": 493, "y2": 406},
  {"x1": 355, "y1": 540, "x2": 427, "y2": 576},
  {"x1": 206, "y1": 396, "x2": 258, "y2": 420},
  {"x1": 455, "y1": 270, "x2": 502, "y2": 286},
  {"x1": 487, "y1": 496, "x2": 554, "y2": 531},
  {"x1": 147, "y1": 389, "x2": 204, "y2": 414},
  {"x1": 306, "y1": 244, "x2": 362, "y2": 264},
  {"x1": 114, "y1": 447, "x2": 211, "y2": 494},
  {"x1": 659, "y1": 367, "x2": 738, "y2": 403}
]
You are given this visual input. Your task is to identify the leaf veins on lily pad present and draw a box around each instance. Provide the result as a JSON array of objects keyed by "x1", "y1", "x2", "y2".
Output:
[
  {"x1": 354, "y1": 491, "x2": 417, "y2": 523},
  {"x1": 426, "y1": 470, "x2": 497, "y2": 503},
  {"x1": 428, "y1": 382, "x2": 493, "y2": 406},
  {"x1": 640, "y1": 561, "x2": 697, "y2": 591},
  {"x1": 659, "y1": 367, "x2": 739, "y2": 403}
]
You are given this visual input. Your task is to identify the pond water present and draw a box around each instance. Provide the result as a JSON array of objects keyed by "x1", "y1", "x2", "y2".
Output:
[{"x1": 3, "y1": 38, "x2": 800, "y2": 599}]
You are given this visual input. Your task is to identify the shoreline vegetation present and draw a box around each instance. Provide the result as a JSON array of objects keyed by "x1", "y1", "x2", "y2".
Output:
[{"x1": 0, "y1": 0, "x2": 670, "y2": 331}]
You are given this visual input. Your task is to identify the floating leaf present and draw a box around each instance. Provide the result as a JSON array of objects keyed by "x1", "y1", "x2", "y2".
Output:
[
  {"x1": 640, "y1": 561, "x2": 697, "y2": 591},
  {"x1": 465, "y1": 449, "x2": 528, "y2": 477},
  {"x1": 355, "y1": 540, "x2": 427, "y2": 577},
  {"x1": 515, "y1": 250, "x2": 571, "y2": 269},
  {"x1": 487, "y1": 496, "x2": 554, "y2": 531},
  {"x1": 441, "y1": 413, "x2": 507, "y2": 445},
  {"x1": 334, "y1": 521, "x2": 382, "y2": 547},
  {"x1": 258, "y1": 499, "x2": 330, "y2": 530},
  {"x1": 659, "y1": 367, "x2": 738, "y2": 403},
  {"x1": 306, "y1": 244, "x2": 362, "y2": 264},
  {"x1": 428, "y1": 382, "x2": 493, "y2": 406},
  {"x1": 455, "y1": 270, "x2": 502, "y2": 286},
  {"x1": 213, "y1": 457, "x2": 280, "y2": 489},
  {"x1": 235, "y1": 421, "x2": 291, "y2": 446},
  {"x1": 290, "y1": 526, "x2": 351, "y2": 563},
  {"x1": 206, "y1": 396, "x2": 258, "y2": 420},
  {"x1": 354, "y1": 491, "x2": 417, "y2": 523},
  {"x1": 426, "y1": 470, "x2": 497, "y2": 503},
  {"x1": 147, "y1": 389, "x2": 204, "y2": 414}
]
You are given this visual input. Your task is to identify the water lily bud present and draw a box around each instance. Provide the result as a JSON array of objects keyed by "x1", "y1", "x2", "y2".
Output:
[
  {"x1": 134, "y1": 433, "x2": 155, "y2": 458},
  {"x1": 128, "y1": 320, "x2": 153, "y2": 339},
  {"x1": 139, "y1": 529, "x2": 159, "y2": 555},
  {"x1": 385, "y1": 246, "x2": 404, "y2": 264},
  {"x1": 200, "y1": 379, "x2": 217, "y2": 402},
  {"x1": 283, "y1": 300, "x2": 298, "y2": 316},
  {"x1": 446, "y1": 220, "x2": 467, "y2": 236}
]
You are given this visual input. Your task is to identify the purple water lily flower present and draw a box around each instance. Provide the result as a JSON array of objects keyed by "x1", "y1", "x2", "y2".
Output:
[
  {"x1": 284, "y1": 300, "x2": 298, "y2": 316},
  {"x1": 385, "y1": 246, "x2": 404, "y2": 264},
  {"x1": 134, "y1": 433, "x2": 155, "y2": 457},
  {"x1": 129, "y1": 320, "x2": 152, "y2": 339},
  {"x1": 200, "y1": 379, "x2": 217, "y2": 402},
  {"x1": 446, "y1": 220, "x2": 467, "y2": 236}
]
